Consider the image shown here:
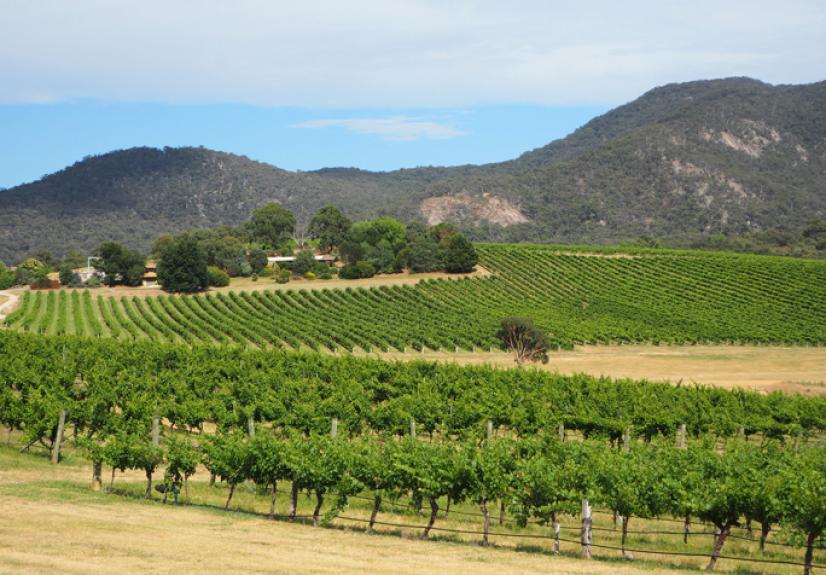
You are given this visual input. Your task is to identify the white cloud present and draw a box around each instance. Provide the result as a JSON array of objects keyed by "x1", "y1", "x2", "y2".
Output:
[
  {"x1": 291, "y1": 116, "x2": 464, "y2": 141},
  {"x1": 0, "y1": 0, "x2": 824, "y2": 106}
]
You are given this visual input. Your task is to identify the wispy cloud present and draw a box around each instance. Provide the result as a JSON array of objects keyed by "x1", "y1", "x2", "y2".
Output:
[{"x1": 290, "y1": 116, "x2": 465, "y2": 141}]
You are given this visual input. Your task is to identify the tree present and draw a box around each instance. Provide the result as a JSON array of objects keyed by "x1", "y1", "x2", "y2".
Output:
[
  {"x1": 292, "y1": 250, "x2": 316, "y2": 277},
  {"x1": 61, "y1": 249, "x2": 86, "y2": 269},
  {"x1": 339, "y1": 240, "x2": 364, "y2": 266},
  {"x1": 497, "y1": 317, "x2": 549, "y2": 364},
  {"x1": 14, "y1": 258, "x2": 47, "y2": 286},
  {"x1": 0, "y1": 261, "x2": 15, "y2": 289},
  {"x1": 405, "y1": 221, "x2": 430, "y2": 244},
  {"x1": 30, "y1": 249, "x2": 58, "y2": 269},
  {"x1": 157, "y1": 237, "x2": 209, "y2": 293},
  {"x1": 248, "y1": 203, "x2": 295, "y2": 249},
  {"x1": 247, "y1": 249, "x2": 268, "y2": 274},
  {"x1": 95, "y1": 242, "x2": 145, "y2": 287},
  {"x1": 309, "y1": 205, "x2": 352, "y2": 252},
  {"x1": 58, "y1": 264, "x2": 76, "y2": 287},
  {"x1": 431, "y1": 223, "x2": 459, "y2": 244},
  {"x1": 407, "y1": 236, "x2": 442, "y2": 272},
  {"x1": 365, "y1": 239, "x2": 395, "y2": 273},
  {"x1": 442, "y1": 234, "x2": 477, "y2": 273},
  {"x1": 782, "y1": 447, "x2": 826, "y2": 575},
  {"x1": 349, "y1": 217, "x2": 406, "y2": 251}
]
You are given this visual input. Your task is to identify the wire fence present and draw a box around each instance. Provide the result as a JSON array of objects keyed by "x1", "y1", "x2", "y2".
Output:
[
  {"x1": 346, "y1": 493, "x2": 826, "y2": 551},
  {"x1": 331, "y1": 514, "x2": 826, "y2": 571}
]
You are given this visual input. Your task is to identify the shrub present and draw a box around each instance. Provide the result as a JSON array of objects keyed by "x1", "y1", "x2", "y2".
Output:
[
  {"x1": 338, "y1": 265, "x2": 361, "y2": 280},
  {"x1": 356, "y1": 260, "x2": 376, "y2": 278},
  {"x1": 85, "y1": 276, "x2": 101, "y2": 288},
  {"x1": 259, "y1": 265, "x2": 275, "y2": 278},
  {"x1": 292, "y1": 250, "x2": 316, "y2": 276},
  {"x1": 251, "y1": 273, "x2": 258, "y2": 282},
  {"x1": 304, "y1": 271, "x2": 316, "y2": 280},
  {"x1": 275, "y1": 269, "x2": 290, "y2": 284},
  {"x1": 318, "y1": 270, "x2": 332, "y2": 280},
  {"x1": 30, "y1": 274, "x2": 53, "y2": 289},
  {"x1": 340, "y1": 260, "x2": 376, "y2": 279},
  {"x1": 207, "y1": 266, "x2": 230, "y2": 287}
]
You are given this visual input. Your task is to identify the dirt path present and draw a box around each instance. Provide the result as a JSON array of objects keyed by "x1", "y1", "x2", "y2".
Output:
[
  {"x1": 357, "y1": 345, "x2": 826, "y2": 395},
  {"x1": 39, "y1": 266, "x2": 492, "y2": 298},
  {"x1": 0, "y1": 289, "x2": 20, "y2": 321}
]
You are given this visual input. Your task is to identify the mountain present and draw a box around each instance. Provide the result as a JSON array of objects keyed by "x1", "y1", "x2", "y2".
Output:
[{"x1": 2, "y1": 77, "x2": 825, "y2": 264}]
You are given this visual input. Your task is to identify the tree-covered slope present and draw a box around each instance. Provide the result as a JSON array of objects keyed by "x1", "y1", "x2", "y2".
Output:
[{"x1": 2, "y1": 78, "x2": 825, "y2": 264}]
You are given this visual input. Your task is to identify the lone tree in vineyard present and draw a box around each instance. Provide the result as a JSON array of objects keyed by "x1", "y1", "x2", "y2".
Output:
[{"x1": 497, "y1": 316, "x2": 549, "y2": 365}]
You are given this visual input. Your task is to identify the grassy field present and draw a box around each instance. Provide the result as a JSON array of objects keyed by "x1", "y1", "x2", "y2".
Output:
[
  {"x1": 1, "y1": 444, "x2": 819, "y2": 575},
  {"x1": 362, "y1": 344, "x2": 826, "y2": 395},
  {"x1": 5, "y1": 245, "x2": 826, "y2": 352}
]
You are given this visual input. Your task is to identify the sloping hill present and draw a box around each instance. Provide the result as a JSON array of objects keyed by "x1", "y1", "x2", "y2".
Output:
[{"x1": 1, "y1": 77, "x2": 825, "y2": 263}]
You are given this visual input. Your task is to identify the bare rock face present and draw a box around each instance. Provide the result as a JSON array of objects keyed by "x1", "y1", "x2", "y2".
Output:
[
  {"x1": 420, "y1": 194, "x2": 529, "y2": 226},
  {"x1": 700, "y1": 119, "x2": 782, "y2": 158}
]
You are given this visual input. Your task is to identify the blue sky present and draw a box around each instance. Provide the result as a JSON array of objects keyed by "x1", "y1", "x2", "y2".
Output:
[
  {"x1": 0, "y1": 103, "x2": 607, "y2": 187},
  {"x1": 1, "y1": 0, "x2": 825, "y2": 188}
]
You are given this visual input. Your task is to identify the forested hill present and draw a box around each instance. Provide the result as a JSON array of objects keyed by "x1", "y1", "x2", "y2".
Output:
[{"x1": 2, "y1": 77, "x2": 826, "y2": 264}]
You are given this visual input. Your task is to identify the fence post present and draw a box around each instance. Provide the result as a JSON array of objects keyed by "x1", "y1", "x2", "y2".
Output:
[
  {"x1": 622, "y1": 426, "x2": 631, "y2": 452},
  {"x1": 51, "y1": 409, "x2": 66, "y2": 464},
  {"x1": 678, "y1": 423, "x2": 687, "y2": 449},
  {"x1": 558, "y1": 422, "x2": 565, "y2": 442},
  {"x1": 331, "y1": 417, "x2": 338, "y2": 438},
  {"x1": 410, "y1": 418, "x2": 416, "y2": 438},
  {"x1": 248, "y1": 416, "x2": 256, "y2": 438},
  {"x1": 92, "y1": 460, "x2": 102, "y2": 491},
  {"x1": 486, "y1": 420, "x2": 493, "y2": 441},
  {"x1": 581, "y1": 498, "x2": 593, "y2": 559}
]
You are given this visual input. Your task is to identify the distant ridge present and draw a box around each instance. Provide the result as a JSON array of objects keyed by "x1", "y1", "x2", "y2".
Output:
[{"x1": 2, "y1": 77, "x2": 825, "y2": 263}]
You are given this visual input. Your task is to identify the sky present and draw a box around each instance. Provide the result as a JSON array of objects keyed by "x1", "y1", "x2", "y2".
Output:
[{"x1": 1, "y1": 0, "x2": 825, "y2": 188}]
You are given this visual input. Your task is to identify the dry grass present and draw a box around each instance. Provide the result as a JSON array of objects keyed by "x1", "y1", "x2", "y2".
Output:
[
  {"x1": 35, "y1": 266, "x2": 491, "y2": 299},
  {"x1": 0, "y1": 493, "x2": 698, "y2": 575},
  {"x1": 357, "y1": 344, "x2": 826, "y2": 395},
  {"x1": 0, "y1": 440, "x2": 817, "y2": 575}
]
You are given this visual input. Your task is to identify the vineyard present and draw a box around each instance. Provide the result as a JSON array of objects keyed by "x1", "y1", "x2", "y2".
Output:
[
  {"x1": 5, "y1": 244, "x2": 826, "y2": 350},
  {"x1": 1, "y1": 330, "x2": 825, "y2": 574}
]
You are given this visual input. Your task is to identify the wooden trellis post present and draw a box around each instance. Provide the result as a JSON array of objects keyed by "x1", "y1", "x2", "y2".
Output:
[
  {"x1": 51, "y1": 409, "x2": 66, "y2": 464},
  {"x1": 581, "y1": 498, "x2": 593, "y2": 559}
]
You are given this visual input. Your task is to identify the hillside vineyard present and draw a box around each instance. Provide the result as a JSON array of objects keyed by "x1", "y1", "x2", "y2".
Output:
[{"x1": 5, "y1": 245, "x2": 826, "y2": 349}]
